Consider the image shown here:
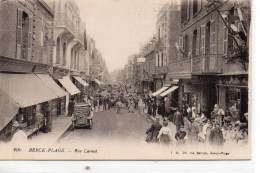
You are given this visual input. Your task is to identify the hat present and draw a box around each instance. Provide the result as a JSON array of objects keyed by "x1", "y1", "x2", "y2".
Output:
[
  {"x1": 180, "y1": 125, "x2": 184, "y2": 128},
  {"x1": 214, "y1": 104, "x2": 219, "y2": 108}
]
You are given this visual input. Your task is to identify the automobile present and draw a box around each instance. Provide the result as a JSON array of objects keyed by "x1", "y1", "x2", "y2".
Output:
[{"x1": 73, "y1": 103, "x2": 93, "y2": 129}]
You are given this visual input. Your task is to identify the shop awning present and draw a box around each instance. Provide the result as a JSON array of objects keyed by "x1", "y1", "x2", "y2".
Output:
[
  {"x1": 36, "y1": 74, "x2": 67, "y2": 98},
  {"x1": 0, "y1": 73, "x2": 59, "y2": 108},
  {"x1": 58, "y1": 76, "x2": 80, "y2": 95},
  {"x1": 95, "y1": 79, "x2": 102, "y2": 85},
  {"x1": 160, "y1": 86, "x2": 178, "y2": 97},
  {"x1": 151, "y1": 86, "x2": 169, "y2": 96},
  {"x1": 73, "y1": 76, "x2": 89, "y2": 87},
  {"x1": 0, "y1": 88, "x2": 20, "y2": 132}
]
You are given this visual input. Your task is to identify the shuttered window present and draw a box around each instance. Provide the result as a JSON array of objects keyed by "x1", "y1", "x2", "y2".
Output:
[
  {"x1": 16, "y1": 9, "x2": 23, "y2": 59},
  {"x1": 210, "y1": 20, "x2": 216, "y2": 57},
  {"x1": 200, "y1": 25, "x2": 205, "y2": 55},
  {"x1": 179, "y1": 36, "x2": 183, "y2": 59},
  {"x1": 223, "y1": 26, "x2": 228, "y2": 55},
  {"x1": 196, "y1": 28, "x2": 200, "y2": 55}
]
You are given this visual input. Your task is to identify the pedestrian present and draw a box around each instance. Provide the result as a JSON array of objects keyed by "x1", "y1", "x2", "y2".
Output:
[
  {"x1": 145, "y1": 118, "x2": 162, "y2": 143},
  {"x1": 190, "y1": 117, "x2": 200, "y2": 145},
  {"x1": 210, "y1": 104, "x2": 225, "y2": 126},
  {"x1": 209, "y1": 123, "x2": 224, "y2": 147},
  {"x1": 173, "y1": 109, "x2": 184, "y2": 132},
  {"x1": 68, "y1": 98, "x2": 75, "y2": 117},
  {"x1": 183, "y1": 116, "x2": 192, "y2": 145},
  {"x1": 99, "y1": 96, "x2": 103, "y2": 111},
  {"x1": 205, "y1": 122, "x2": 213, "y2": 144},
  {"x1": 129, "y1": 99, "x2": 135, "y2": 113},
  {"x1": 175, "y1": 125, "x2": 187, "y2": 147},
  {"x1": 157, "y1": 121, "x2": 173, "y2": 146},
  {"x1": 116, "y1": 99, "x2": 122, "y2": 114},
  {"x1": 152, "y1": 99, "x2": 157, "y2": 117}
]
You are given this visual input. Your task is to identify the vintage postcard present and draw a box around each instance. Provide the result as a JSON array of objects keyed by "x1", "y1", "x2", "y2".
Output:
[{"x1": 0, "y1": 0, "x2": 251, "y2": 160}]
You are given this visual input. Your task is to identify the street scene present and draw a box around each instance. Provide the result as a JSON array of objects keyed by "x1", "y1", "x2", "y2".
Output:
[{"x1": 0, "y1": 0, "x2": 250, "y2": 159}]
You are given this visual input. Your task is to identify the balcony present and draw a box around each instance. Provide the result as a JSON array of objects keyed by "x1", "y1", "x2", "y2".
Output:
[
  {"x1": 154, "y1": 66, "x2": 167, "y2": 74},
  {"x1": 56, "y1": 13, "x2": 75, "y2": 34},
  {"x1": 55, "y1": 13, "x2": 84, "y2": 45},
  {"x1": 167, "y1": 55, "x2": 222, "y2": 79},
  {"x1": 167, "y1": 59, "x2": 191, "y2": 79},
  {"x1": 192, "y1": 55, "x2": 222, "y2": 74}
]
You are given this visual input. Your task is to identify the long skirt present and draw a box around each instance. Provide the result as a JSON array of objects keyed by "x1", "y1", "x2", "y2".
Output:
[{"x1": 160, "y1": 134, "x2": 171, "y2": 145}]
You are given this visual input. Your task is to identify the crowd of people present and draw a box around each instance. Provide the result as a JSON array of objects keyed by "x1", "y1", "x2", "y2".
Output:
[
  {"x1": 67, "y1": 83, "x2": 249, "y2": 149},
  {"x1": 145, "y1": 98, "x2": 249, "y2": 148}
]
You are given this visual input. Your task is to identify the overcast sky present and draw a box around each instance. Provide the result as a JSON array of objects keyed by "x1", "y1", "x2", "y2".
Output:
[{"x1": 76, "y1": 0, "x2": 174, "y2": 72}]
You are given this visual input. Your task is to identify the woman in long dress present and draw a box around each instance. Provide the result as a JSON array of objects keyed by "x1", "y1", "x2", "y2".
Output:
[{"x1": 157, "y1": 121, "x2": 173, "y2": 145}]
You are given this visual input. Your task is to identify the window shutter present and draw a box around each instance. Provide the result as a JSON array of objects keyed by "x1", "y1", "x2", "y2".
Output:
[
  {"x1": 179, "y1": 37, "x2": 183, "y2": 59},
  {"x1": 200, "y1": 25, "x2": 205, "y2": 55},
  {"x1": 163, "y1": 54, "x2": 167, "y2": 67},
  {"x1": 210, "y1": 20, "x2": 216, "y2": 56},
  {"x1": 16, "y1": 9, "x2": 23, "y2": 59},
  {"x1": 196, "y1": 28, "x2": 200, "y2": 55},
  {"x1": 198, "y1": 0, "x2": 202, "y2": 11},
  {"x1": 28, "y1": 16, "x2": 32, "y2": 60},
  {"x1": 155, "y1": 54, "x2": 158, "y2": 67}
]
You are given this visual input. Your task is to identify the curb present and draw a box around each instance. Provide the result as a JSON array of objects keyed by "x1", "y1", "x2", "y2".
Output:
[{"x1": 56, "y1": 123, "x2": 72, "y2": 143}]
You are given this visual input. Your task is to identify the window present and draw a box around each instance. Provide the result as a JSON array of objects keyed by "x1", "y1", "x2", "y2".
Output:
[
  {"x1": 71, "y1": 48, "x2": 73, "y2": 68},
  {"x1": 63, "y1": 42, "x2": 66, "y2": 66},
  {"x1": 200, "y1": 25, "x2": 205, "y2": 55},
  {"x1": 17, "y1": 10, "x2": 32, "y2": 60},
  {"x1": 193, "y1": 0, "x2": 198, "y2": 15},
  {"x1": 184, "y1": 34, "x2": 189, "y2": 58},
  {"x1": 161, "y1": 52, "x2": 164, "y2": 67},
  {"x1": 181, "y1": 0, "x2": 188, "y2": 23},
  {"x1": 223, "y1": 26, "x2": 228, "y2": 55},
  {"x1": 56, "y1": 38, "x2": 61, "y2": 64},
  {"x1": 210, "y1": 20, "x2": 216, "y2": 58},
  {"x1": 179, "y1": 36, "x2": 183, "y2": 59},
  {"x1": 196, "y1": 28, "x2": 200, "y2": 55},
  {"x1": 192, "y1": 30, "x2": 197, "y2": 56},
  {"x1": 205, "y1": 22, "x2": 211, "y2": 56}
]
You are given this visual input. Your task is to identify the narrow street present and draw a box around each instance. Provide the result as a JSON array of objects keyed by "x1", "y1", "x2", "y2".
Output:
[{"x1": 60, "y1": 108, "x2": 152, "y2": 145}]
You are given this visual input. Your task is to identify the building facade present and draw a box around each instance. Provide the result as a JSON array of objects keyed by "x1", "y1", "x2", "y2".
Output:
[{"x1": 168, "y1": 0, "x2": 250, "y2": 119}]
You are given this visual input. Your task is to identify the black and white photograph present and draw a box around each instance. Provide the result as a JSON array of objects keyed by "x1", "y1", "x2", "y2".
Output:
[{"x1": 0, "y1": 0, "x2": 251, "y2": 160}]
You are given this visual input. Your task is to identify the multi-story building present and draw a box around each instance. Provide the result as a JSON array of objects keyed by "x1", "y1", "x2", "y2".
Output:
[
  {"x1": 153, "y1": 3, "x2": 181, "y2": 91},
  {"x1": 52, "y1": 0, "x2": 90, "y2": 109},
  {"x1": 0, "y1": 0, "x2": 68, "y2": 140},
  {"x1": 168, "y1": 0, "x2": 250, "y2": 120},
  {"x1": 139, "y1": 37, "x2": 157, "y2": 94}
]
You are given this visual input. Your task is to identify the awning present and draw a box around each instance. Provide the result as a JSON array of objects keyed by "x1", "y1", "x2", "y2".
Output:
[
  {"x1": 0, "y1": 87, "x2": 19, "y2": 132},
  {"x1": 151, "y1": 86, "x2": 169, "y2": 96},
  {"x1": 95, "y1": 79, "x2": 102, "y2": 85},
  {"x1": 36, "y1": 74, "x2": 67, "y2": 98},
  {"x1": 0, "y1": 73, "x2": 59, "y2": 108},
  {"x1": 73, "y1": 76, "x2": 89, "y2": 87},
  {"x1": 160, "y1": 86, "x2": 178, "y2": 97},
  {"x1": 58, "y1": 76, "x2": 80, "y2": 95}
]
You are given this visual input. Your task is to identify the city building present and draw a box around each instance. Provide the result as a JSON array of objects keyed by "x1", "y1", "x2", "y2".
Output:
[
  {"x1": 168, "y1": 0, "x2": 250, "y2": 119},
  {"x1": 0, "y1": 0, "x2": 67, "y2": 140}
]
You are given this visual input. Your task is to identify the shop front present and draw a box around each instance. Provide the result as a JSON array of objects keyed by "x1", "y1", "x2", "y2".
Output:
[
  {"x1": 0, "y1": 73, "x2": 65, "y2": 141},
  {"x1": 73, "y1": 76, "x2": 89, "y2": 102},
  {"x1": 216, "y1": 74, "x2": 248, "y2": 122},
  {"x1": 57, "y1": 76, "x2": 81, "y2": 114}
]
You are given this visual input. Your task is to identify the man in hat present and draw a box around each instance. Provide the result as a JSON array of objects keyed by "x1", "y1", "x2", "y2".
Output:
[
  {"x1": 175, "y1": 125, "x2": 187, "y2": 147},
  {"x1": 146, "y1": 117, "x2": 162, "y2": 143},
  {"x1": 211, "y1": 104, "x2": 225, "y2": 126}
]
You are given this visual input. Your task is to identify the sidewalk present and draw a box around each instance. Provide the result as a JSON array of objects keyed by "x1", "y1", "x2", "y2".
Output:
[{"x1": 29, "y1": 115, "x2": 72, "y2": 144}]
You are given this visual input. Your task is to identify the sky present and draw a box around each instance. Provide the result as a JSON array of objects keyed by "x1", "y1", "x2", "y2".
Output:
[{"x1": 76, "y1": 0, "x2": 173, "y2": 72}]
